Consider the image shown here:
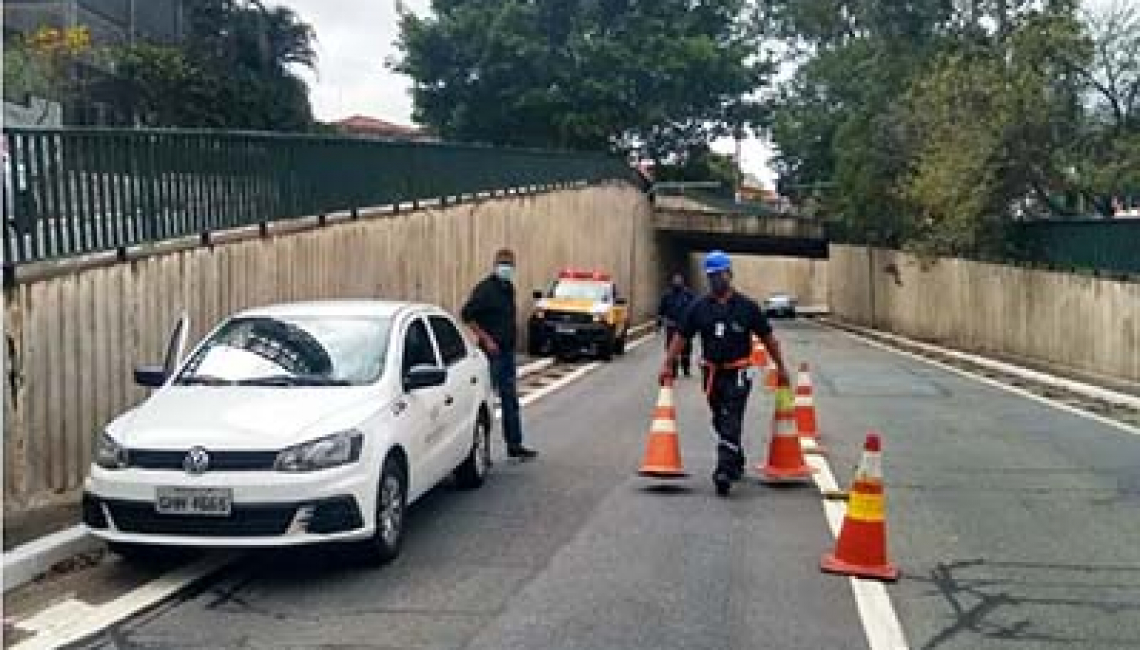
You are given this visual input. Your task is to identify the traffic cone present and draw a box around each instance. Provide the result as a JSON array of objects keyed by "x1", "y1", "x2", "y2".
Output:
[
  {"x1": 757, "y1": 384, "x2": 817, "y2": 484},
  {"x1": 638, "y1": 379, "x2": 688, "y2": 478},
  {"x1": 821, "y1": 433, "x2": 900, "y2": 582},
  {"x1": 794, "y1": 363, "x2": 820, "y2": 439},
  {"x1": 794, "y1": 363, "x2": 827, "y2": 455},
  {"x1": 764, "y1": 358, "x2": 780, "y2": 391},
  {"x1": 750, "y1": 336, "x2": 768, "y2": 368}
]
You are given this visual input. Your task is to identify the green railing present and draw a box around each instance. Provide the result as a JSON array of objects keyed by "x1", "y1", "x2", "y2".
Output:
[
  {"x1": 2, "y1": 128, "x2": 636, "y2": 265},
  {"x1": 1013, "y1": 219, "x2": 1140, "y2": 275}
]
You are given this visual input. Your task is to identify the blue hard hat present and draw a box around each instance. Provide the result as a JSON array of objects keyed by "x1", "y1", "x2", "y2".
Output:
[{"x1": 704, "y1": 250, "x2": 731, "y2": 274}]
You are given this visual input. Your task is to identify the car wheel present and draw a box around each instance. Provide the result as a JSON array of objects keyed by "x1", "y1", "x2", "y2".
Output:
[
  {"x1": 614, "y1": 329, "x2": 627, "y2": 356},
  {"x1": 454, "y1": 413, "x2": 491, "y2": 489},
  {"x1": 597, "y1": 329, "x2": 616, "y2": 361},
  {"x1": 357, "y1": 455, "x2": 407, "y2": 566}
]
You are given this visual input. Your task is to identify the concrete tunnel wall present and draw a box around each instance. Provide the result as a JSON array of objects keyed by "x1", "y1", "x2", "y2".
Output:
[
  {"x1": 829, "y1": 244, "x2": 1140, "y2": 383},
  {"x1": 2, "y1": 183, "x2": 666, "y2": 517}
]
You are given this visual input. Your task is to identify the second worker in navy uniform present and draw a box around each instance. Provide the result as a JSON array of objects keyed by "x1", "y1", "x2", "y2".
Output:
[
  {"x1": 659, "y1": 250, "x2": 790, "y2": 496},
  {"x1": 657, "y1": 272, "x2": 695, "y2": 378}
]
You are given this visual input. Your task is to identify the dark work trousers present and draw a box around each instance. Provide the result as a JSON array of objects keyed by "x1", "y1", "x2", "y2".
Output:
[
  {"x1": 665, "y1": 327, "x2": 692, "y2": 376},
  {"x1": 702, "y1": 367, "x2": 752, "y2": 479},
  {"x1": 489, "y1": 351, "x2": 523, "y2": 448}
]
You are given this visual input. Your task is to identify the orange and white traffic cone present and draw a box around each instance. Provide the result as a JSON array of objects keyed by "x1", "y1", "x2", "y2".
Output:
[
  {"x1": 821, "y1": 432, "x2": 900, "y2": 581},
  {"x1": 638, "y1": 379, "x2": 688, "y2": 478},
  {"x1": 794, "y1": 363, "x2": 826, "y2": 455},
  {"x1": 763, "y1": 357, "x2": 780, "y2": 391},
  {"x1": 757, "y1": 384, "x2": 817, "y2": 484},
  {"x1": 750, "y1": 336, "x2": 768, "y2": 368}
]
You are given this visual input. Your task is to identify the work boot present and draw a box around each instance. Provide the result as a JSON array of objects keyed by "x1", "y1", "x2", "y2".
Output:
[
  {"x1": 508, "y1": 445, "x2": 539, "y2": 461},
  {"x1": 713, "y1": 470, "x2": 732, "y2": 497}
]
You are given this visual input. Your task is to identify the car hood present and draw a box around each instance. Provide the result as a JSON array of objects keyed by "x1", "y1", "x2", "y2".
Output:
[{"x1": 115, "y1": 386, "x2": 379, "y2": 450}]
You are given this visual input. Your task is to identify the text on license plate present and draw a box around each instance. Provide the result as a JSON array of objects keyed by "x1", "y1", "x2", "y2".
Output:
[
  {"x1": 555, "y1": 326, "x2": 576, "y2": 334},
  {"x1": 155, "y1": 487, "x2": 233, "y2": 516}
]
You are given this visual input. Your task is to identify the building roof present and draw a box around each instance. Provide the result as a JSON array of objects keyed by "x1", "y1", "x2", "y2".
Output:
[{"x1": 332, "y1": 115, "x2": 428, "y2": 139}]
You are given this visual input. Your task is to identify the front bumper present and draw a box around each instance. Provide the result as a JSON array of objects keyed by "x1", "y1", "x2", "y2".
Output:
[
  {"x1": 83, "y1": 464, "x2": 376, "y2": 547},
  {"x1": 529, "y1": 320, "x2": 611, "y2": 351}
]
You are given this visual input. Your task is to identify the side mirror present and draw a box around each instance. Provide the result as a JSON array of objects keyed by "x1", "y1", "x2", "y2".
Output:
[
  {"x1": 134, "y1": 365, "x2": 168, "y2": 389},
  {"x1": 616, "y1": 297, "x2": 628, "y2": 305},
  {"x1": 404, "y1": 364, "x2": 446, "y2": 391},
  {"x1": 532, "y1": 289, "x2": 544, "y2": 300}
]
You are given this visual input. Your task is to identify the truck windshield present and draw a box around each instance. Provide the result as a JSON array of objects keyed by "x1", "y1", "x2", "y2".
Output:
[{"x1": 552, "y1": 280, "x2": 610, "y2": 302}]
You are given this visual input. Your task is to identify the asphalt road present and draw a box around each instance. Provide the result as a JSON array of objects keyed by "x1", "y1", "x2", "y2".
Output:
[{"x1": 72, "y1": 320, "x2": 1140, "y2": 650}]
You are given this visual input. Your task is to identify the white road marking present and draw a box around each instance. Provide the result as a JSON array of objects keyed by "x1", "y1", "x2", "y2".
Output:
[
  {"x1": 804, "y1": 447, "x2": 910, "y2": 650},
  {"x1": 831, "y1": 328, "x2": 1140, "y2": 437},
  {"x1": 498, "y1": 328, "x2": 656, "y2": 416},
  {"x1": 828, "y1": 321, "x2": 1140, "y2": 410},
  {"x1": 10, "y1": 553, "x2": 235, "y2": 650}
]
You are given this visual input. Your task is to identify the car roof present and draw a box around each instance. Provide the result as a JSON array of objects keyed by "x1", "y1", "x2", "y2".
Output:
[{"x1": 236, "y1": 300, "x2": 439, "y2": 320}]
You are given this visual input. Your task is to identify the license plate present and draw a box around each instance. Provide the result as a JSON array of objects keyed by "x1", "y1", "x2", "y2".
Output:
[
  {"x1": 155, "y1": 487, "x2": 233, "y2": 516},
  {"x1": 555, "y1": 326, "x2": 576, "y2": 334}
]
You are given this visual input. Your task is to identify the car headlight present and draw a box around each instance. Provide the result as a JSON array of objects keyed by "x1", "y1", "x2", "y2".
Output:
[
  {"x1": 593, "y1": 314, "x2": 605, "y2": 323},
  {"x1": 95, "y1": 432, "x2": 128, "y2": 470},
  {"x1": 275, "y1": 431, "x2": 363, "y2": 472},
  {"x1": 534, "y1": 310, "x2": 545, "y2": 320}
]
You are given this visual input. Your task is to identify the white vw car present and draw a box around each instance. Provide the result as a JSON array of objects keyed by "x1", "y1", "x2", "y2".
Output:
[{"x1": 83, "y1": 301, "x2": 494, "y2": 565}]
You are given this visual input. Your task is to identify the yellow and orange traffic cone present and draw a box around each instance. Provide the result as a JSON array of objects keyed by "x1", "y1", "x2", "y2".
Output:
[
  {"x1": 821, "y1": 432, "x2": 900, "y2": 581},
  {"x1": 757, "y1": 383, "x2": 817, "y2": 484},
  {"x1": 638, "y1": 379, "x2": 688, "y2": 478}
]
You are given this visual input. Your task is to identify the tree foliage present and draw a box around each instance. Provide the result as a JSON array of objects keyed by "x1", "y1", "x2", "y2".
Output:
[
  {"x1": 394, "y1": 0, "x2": 771, "y2": 161},
  {"x1": 3, "y1": 26, "x2": 95, "y2": 106},
  {"x1": 114, "y1": 0, "x2": 316, "y2": 130},
  {"x1": 766, "y1": 0, "x2": 1140, "y2": 256}
]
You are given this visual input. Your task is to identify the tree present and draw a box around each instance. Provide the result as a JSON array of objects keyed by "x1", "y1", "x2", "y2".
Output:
[
  {"x1": 652, "y1": 144, "x2": 740, "y2": 193},
  {"x1": 764, "y1": 0, "x2": 1140, "y2": 254},
  {"x1": 3, "y1": 26, "x2": 95, "y2": 114},
  {"x1": 896, "y1": 12, "x2": 1089, "y2": 254},
  {"x1": 114, "y1": 0, "x2": 316, "y2": 130},
  {"x1": 394, "y1": 0, "x2": 771, "y2": 159}
]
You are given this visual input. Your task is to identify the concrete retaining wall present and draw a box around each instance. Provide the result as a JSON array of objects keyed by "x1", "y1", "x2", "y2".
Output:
[
  {"x1": 685, "y1": 254, "x2": 829, "y2": 307},
  {"x1": 2, "y1": 183, "x2": 661, "y2": 516},
  {"x1": 829, "y1": 244, "x2": 1140, "y2": 382}
]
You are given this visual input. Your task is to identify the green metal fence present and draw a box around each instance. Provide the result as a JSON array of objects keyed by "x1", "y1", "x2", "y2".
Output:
[
  {"x1": 2, "y1": 128, "x2": 636, "y2": 265},
  {"x1": 1013, "y1": 220, "x2": 1140, "y2": 275}
]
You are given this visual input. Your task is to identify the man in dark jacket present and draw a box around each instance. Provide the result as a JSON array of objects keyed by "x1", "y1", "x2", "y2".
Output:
[
  {"x1": 461, "y1": 248, "x2": 538, "y2": 460},
  {"x1": 657, "y1": 273, "x2": 695, "y2": 377}
]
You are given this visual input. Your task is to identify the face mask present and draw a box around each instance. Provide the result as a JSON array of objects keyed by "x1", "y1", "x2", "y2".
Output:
[
  {"x1": 709, "y1": 274, "x2": 731, "y2": 296},
  {"x1": 494, "y1": 263, "x2": 515, "y2": 283}
]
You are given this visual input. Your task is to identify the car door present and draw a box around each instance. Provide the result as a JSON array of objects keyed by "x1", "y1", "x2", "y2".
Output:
[
  {"x1": 162, "y1": 312, "x2": 190, "y2": 382},
  {"x1": 398, "y1": 315, "x2": 449, "y2": 497},
  {"x1": 428, "y1": 313, "x2": 480, "y2": 468}
]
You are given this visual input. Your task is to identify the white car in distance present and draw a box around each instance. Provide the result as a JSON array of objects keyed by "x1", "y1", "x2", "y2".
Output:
[{"x1": 83, "y1": 301, "x2": 494, "y2": 565}]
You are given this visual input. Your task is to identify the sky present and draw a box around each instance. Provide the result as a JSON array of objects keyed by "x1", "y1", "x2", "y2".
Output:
[{"x1": 281, "y1": 0, "x2": 1122, "y2": 191}]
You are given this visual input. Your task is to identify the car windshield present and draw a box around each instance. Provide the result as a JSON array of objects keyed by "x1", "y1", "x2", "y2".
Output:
[
  {"x1": 175, "y1": 315, "x2": 391, "y2": 387},
  {"x1": 552, "y1": 280, "x2": 610, "y2": 302}
]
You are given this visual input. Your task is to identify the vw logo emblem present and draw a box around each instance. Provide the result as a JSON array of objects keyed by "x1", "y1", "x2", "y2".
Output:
[{"x1": 183, "y1": 447, "x2": 210, "y2": 474}]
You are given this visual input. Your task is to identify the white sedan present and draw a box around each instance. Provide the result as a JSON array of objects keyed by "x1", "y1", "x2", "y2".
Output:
[{"x1": 83, "y1": 301, "x2": 494, "y2": 565}]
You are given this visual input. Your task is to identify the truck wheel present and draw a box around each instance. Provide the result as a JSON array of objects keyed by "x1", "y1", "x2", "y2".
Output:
[{"x1": 598, "y1": 331, "x2": 615, "y2": 361}]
